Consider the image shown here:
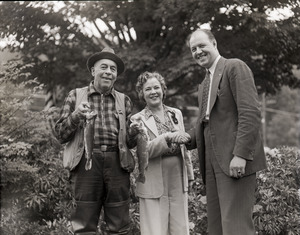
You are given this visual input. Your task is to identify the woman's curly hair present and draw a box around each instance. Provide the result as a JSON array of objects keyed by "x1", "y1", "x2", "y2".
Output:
[{"x1": 136, "y1": 71, "x2": 167, "y2": 103}]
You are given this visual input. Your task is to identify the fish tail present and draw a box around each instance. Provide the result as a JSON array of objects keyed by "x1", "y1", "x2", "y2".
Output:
[{"x1": 85, "y1": 159, "x2": 92, "y2": 170}]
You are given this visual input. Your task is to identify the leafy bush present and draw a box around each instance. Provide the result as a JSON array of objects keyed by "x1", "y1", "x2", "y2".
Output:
[
  {"x1": 188, "y1": 150, "x2": 208, "y2": 235},
  {"x1": 254, "y1": 146, "x2": 300, "y2": 235},
  {"x1": 0, "y1": 60, "x2": 70, "y2": 235}
]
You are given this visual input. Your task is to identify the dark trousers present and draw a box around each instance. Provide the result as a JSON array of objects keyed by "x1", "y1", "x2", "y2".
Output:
[
  {"x1": 204, "y1": 124, "x2": 256, "y2": 235},
  {"x1": 69, "y1": 150, "x2": 131, "y2": 235}
]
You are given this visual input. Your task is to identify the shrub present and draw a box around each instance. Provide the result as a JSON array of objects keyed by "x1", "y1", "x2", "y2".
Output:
[
  {"x1": 254, "y1": 146, "x2": 300, "y2": 235},
  {"x1": 188, "y1": 150, "x2": 208, "y2": 235},
  {"x1": 0, "y1": 61, "x2": 70, "y2": 235}
]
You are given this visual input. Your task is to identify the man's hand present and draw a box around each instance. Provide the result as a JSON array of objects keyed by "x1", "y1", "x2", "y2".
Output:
[
  {"x1": 229, "y1": 155, "x2": 246, "y2": 178},
  {"x1": 128, "y1": 115, "x2": 148, "y2": 138},
  {"x1": 128, "y1": 122, "x2": 143, "y2": 137},
  {"x1": 72, "y1": 102, "x2": 91, "y2": 122},
  {"x1": 164, "y1": 131, "x2": 191, "y2": 144}
]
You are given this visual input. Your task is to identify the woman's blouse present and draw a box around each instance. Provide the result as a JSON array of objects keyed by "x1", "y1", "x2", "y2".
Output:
[{"x1": 145, "y1": 105, "x2": 181, "y2": 156}]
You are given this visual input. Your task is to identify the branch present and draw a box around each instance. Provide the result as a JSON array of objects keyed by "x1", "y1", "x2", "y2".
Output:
[
  {"x1": 1, "y1": 94, "x2": 35, "y2": 126},
  {"x1": 265, "y1": 107, "x2": 300, "y2": 118},
  {"x1": 116, "y1": 23, "x2": 128, "y2": 46},
  {"x1": 1, "y1": 107, "x2": 22, "y2": 126},
  {"x1": 101, "y1": 18, "x2": 123, "y2": 48},
  {"x1": 124, "y1": 18, "x2": 135, "y2": 42},
  {"x1": 7, "y1": 118, "x2": 34, "y2": 137},
  {"x1": 92, "y1": 20, "x2": 111, "y2": 48}
]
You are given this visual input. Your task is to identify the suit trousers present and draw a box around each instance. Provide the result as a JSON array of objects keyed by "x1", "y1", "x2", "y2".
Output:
[
  {"x1": 69, "y1": 150, "x2": 131, "y2": 235},
  {"x1": 139, "y1": 155, "x2": 189, "y2": 235},
  {"x1": 204, "y1": 123, "x2": 256, "y2": 235}
]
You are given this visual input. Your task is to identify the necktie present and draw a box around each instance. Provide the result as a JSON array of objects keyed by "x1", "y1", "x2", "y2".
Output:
[{"x1": 200, "y1": 70, "x2": 211, "y2": 121}]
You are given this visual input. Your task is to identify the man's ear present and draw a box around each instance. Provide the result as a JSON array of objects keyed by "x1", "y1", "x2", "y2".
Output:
[
  {"x1": 91, "y1": 67, "x2": 95, "y2": 76},
  {"x1": 213, "y1": 40, "x2": 217, "y2": 48}
]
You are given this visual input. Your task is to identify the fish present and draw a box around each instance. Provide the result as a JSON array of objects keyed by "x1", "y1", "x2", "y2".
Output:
[
  {"x1": 132, "y1": 115, "x2": 149, "y2": 183},
  {"x1": 84, "y1": 110, "x2": 97, "y2": 171}
]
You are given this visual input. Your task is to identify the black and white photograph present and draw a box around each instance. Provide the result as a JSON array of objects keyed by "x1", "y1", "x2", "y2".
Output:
[{"x1": 1, "y1": 1, "x2": 299, "y2": 234}]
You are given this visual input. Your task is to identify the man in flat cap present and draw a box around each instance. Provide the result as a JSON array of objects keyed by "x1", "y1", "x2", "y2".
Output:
[{"x1": 55, "y1": 47, "x2": 135, "y2": 234}]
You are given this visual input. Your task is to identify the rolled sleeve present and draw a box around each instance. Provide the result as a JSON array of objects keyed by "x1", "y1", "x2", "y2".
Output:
[{"x1": 54, "y1": 89, "x2": 80, "y2": 144}]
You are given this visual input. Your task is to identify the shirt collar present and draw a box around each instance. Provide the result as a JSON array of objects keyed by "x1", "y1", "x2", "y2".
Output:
[
  {"x1": 87, "y1": 81, "x2": 116, "y2": 98},
  {"x1": 144, "y1": 106, "x2": 152, "y2": 120},
  {"x1": 144, "y1": 104, "x2": 172, "y2": 120},
  {"x1": 208, "y1": 55, "x2": 221, "y2": 76}
]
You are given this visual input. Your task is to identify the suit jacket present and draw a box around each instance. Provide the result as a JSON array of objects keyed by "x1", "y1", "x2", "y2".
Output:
[
  {"x1": 132, "y1": 106, "x2": 194, "y2": 198},
  {"x1": 188, "y1": 57, "x2": 267, "y2": 184}
]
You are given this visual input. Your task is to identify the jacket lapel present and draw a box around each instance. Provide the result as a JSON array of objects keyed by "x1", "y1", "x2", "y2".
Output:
[
  {"x1": 142, "y1": 113, "x2": 159, "y2": 137},
  {"x1": 141, "y1": 106, "x2": 183, "y2": 136},
  {"x1": 209, "y1": 57, "x2": 226, "y2": 114}
]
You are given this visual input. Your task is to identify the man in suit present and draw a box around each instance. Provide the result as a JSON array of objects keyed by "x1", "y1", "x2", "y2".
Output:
[{"x1": 187, "y1": 29, "x2": 267, "y2": 235}]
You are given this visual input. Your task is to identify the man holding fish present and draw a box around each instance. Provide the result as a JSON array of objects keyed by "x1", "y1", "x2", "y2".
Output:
[{"x1": 55, "y1": 47, "x2": 135, "y2": 235}]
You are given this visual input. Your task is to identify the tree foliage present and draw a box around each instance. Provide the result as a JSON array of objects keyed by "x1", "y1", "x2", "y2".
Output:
[
  {"x1": 0, "y1": 0, "x2": 299, "y2": 111},
  {"x1": 265, "y1": 86, "x2": 300, "y2": 148}
]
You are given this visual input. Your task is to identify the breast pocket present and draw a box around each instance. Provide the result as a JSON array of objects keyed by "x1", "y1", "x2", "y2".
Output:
[{"x1": 216, "y1": 84, "x2": 232, "y2": 101}]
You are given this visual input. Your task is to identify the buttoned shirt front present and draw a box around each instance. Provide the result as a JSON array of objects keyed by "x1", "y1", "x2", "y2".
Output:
[{"x1": 55, "y1": 81, "x2": 132, "y2": 146}]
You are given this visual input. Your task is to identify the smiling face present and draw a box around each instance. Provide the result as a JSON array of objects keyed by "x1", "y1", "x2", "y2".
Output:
[
  {"x1": 189, "y1": 30, "x2": 219, "y2": 69},
  {"x1": 142, "y1": 77, "x2": 164, "y2": 108},
  {"x1": 91, "y1": 59, "x2": 117, "y2": 93}
]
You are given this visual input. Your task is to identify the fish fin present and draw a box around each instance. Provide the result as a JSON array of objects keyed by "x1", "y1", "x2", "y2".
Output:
[
  {"x1": 85, "y1": 159, "x2": 92, "y2": 171},
  {"x1": 145, "y1": 153, "x2": 149, "y2": 169},
  {"x1": 137, "y1": 175, "x2": 146, "y2": 184}
]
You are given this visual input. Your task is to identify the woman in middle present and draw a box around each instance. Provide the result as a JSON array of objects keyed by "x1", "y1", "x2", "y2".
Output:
[{"x1": 129, "y1": 71, "x2": 194, "y2": 235}]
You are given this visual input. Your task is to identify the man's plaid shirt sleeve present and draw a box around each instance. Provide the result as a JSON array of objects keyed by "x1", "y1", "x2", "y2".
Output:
[
  {"x1": 124, "y1": 94, "x2": 133, "y2": 121},
  {"x1": 55, "y1": 89, "x2": 81, "y2": 144}
]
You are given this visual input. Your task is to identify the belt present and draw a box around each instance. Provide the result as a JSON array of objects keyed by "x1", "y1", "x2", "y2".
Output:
[{"x1": 93, "y1": 145, "x2": 119, "y2": 153}]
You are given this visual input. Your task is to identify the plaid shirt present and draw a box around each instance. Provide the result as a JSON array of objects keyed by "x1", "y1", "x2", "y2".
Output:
[{"x1": 55, "y1": 82, "x2": 133, "y2": 146}]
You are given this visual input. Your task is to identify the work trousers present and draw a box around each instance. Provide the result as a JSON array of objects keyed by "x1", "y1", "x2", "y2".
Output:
[
  {"x1": 204, "y1": 123, "x2": 256, "y2": 235},
  {"x1": 69, "y1": 150, "x2": 131, "y2": 235}
]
